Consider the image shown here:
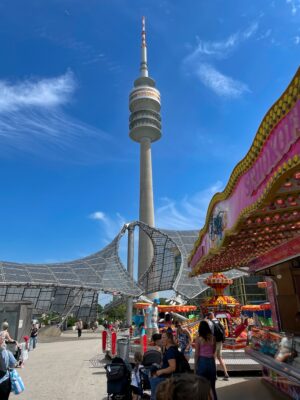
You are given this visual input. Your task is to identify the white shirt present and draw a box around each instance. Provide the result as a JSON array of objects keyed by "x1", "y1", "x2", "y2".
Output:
[
  {"x1": 145, "y1": 305, "x2": 158, "y2": 329},
  {"x1": 131, "y1": 364, "x2": 143, "y2": 388}
]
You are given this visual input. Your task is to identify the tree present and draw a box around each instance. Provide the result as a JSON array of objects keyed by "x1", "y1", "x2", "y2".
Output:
[
  {"x1": 97, "y1": 304, "x2": 104, "y2": 314},
  {"x1": 159, "y1": 297, "x2": 168, "y2": 305},
  {"x1": 102, "y1": 303, "x2": 126, "y2": 322}
]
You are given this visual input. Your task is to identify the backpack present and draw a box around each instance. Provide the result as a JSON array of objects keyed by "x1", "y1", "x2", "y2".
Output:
[
  {"x1": 175, "y1": 348, "x2": 191, "y2": 373},
  {"x1": 212, "y1": 320, "x2": 225, "y2": 342}
]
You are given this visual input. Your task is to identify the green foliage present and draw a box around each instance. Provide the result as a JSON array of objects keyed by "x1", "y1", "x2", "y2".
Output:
[
  {"x1": 40, "y1": 312, "x2": 60, "y2": 326},
  {"x1": 158, "y1": 297, "x2": 168, "y2": 305},
  {"x1": 66, "y1": 316, "x2": 77, "y2": 327},
  {"x1": 97, "y1": 304, "x2": 104, "y2": 314},
  {"x1": 103, "y1": 303, "x2": 126, "y2": 321}
]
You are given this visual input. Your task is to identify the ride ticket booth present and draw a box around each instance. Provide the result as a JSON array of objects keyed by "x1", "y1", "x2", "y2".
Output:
[{"x1": 189, "y1": 68, "x2": 300, "y2": 398}]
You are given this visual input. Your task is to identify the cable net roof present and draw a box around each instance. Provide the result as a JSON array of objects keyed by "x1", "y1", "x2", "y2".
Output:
[
  {"x1": 136, "y1": 222, "x2": 247, "y2": 298},
  {"x1": 0, "y1": 222, "x2": 247, "y2": 316},
  {"x1": 0, "y1": 286, "x2": 98, "y2": 319},
  {"x1": 0, "y1": 225, "x2": 142, "y2": 317}
]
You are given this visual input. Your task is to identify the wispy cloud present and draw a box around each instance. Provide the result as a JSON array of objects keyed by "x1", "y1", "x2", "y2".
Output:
[
  {"x1": 185, "y1": 22, "x2": 258, "y2": 64},
  {"x1": 286, "y1": 0, "x2": 300, "y2": 14},
  {"x1": 196, "y1": 64, "x2": 250, "y2": 98},
  {"x1": 184, "y1": 22, "x2": 257, "y2": 98},
  {"x1": 0, "y1": 71, "x2": 117, "y2": 162},
  {"x1": 89, "y1": 210, "x2": 127, "y2": 243},
  {"x1": 89, "y1": 210, "x2": 130, "y2": 268},
  {"x1": 155, "y1": 181, "x2": 224, "y2": 230},
  {"x1": 37, "y1": 28, "x2": 122, "y2": 72},
  {"x1": 243, "y1": 21, "x2": 259, "y2": 39},
  {"x1": 89, "y1": 182, "x2": 224, "y2": 240},
  {"x1": 257, "y1": 29, "x2": 272, "y2": 41},
  {"x1": 294, "y1": 35, "x2": 300, "y2": 44},
  {"x1": 185, "y1": 33, "x2": 239, "y2": 62},
  {"x1": 0, "y1": 72, "x2": 74, "y2": 112}
]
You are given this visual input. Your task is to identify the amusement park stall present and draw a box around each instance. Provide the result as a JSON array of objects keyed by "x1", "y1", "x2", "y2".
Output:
[{"x1": 189, "y1": 68, "x2": 300, "y2": 399}]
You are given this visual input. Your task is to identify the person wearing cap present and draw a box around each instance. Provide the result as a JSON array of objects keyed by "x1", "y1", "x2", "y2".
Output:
[{"x1": 145, "y1": 299, "x2": 159, "y2": 341}]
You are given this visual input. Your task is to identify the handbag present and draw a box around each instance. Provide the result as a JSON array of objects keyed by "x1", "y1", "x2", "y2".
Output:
[{"x1": 9, "y1": 369, "x2": 25, "y2": 395}]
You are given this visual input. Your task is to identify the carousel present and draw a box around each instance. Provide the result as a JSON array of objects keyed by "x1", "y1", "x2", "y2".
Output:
[
  {"x1": 200, "y1": 272, "x2": 251, "y2": 349},
  {"x1": 133, "y1": 303, "x2": 197, "y2": 314},
  {"x1": 132, "y1": 301, "x2": 199, "y2": 341}
]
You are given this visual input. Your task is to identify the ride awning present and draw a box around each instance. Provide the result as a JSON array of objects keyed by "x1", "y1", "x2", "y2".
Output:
[{"x1": 189, "y1": 68, "x2": 300, "y2": 276}]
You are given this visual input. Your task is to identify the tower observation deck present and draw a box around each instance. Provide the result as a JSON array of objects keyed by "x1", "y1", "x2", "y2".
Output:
[{"x1": 129, "y1": 17, "x2": 162, "y2": 279}]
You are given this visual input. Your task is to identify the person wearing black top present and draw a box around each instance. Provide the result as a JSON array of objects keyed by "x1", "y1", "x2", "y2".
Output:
[
  {"x1": 30, "y1": 323, "x2": 38, "y2": 350},
  {"x1": 150, "y1": 331, "x2": 177, "y2": 400}
]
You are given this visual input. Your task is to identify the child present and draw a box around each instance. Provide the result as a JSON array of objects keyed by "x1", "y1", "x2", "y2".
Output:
[
  {"x1": 19, "y1": 336, "x2": 29, "y2": 367},
  {"x1": 138, "y1": 322, "x2": 146, "y2": 336},
  {"x1": 138, "y1": 322, "x2": 146, "y2": 354},
  {"x1": 131, "y1": 351, "x2": 143, "y2": 400}
]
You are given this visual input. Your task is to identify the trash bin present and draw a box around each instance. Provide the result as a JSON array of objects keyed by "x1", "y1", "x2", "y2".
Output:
[{"x1": 117, "y1": 337, "x2": 130, "y2": 361}]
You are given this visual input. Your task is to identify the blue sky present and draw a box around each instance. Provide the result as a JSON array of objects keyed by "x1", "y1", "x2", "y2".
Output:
[{"x1": 0, "y1": 0, "x2": 299, "y2": 269}]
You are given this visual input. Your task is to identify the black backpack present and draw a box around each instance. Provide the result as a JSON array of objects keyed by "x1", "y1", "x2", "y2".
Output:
[
  {"x1": 175, "y1": 348, "x2": 191, "y2": 373},
  {"x1": 212, "y1": 320, "x2": 225, "y2": 342}
]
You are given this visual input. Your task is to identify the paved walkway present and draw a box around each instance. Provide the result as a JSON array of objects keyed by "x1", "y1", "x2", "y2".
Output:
[{"x1": 16, "y1": 330, "x2": 290, "y2": 400}]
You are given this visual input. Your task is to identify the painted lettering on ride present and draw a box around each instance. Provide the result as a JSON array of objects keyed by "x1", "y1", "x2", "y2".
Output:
[{"x1": 244, "y1": 104, "x2": 300, "y2": 197}]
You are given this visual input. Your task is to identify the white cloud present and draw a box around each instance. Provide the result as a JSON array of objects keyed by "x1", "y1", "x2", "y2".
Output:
[
  {"x1": 89, "y1": 210, "x2": 127, "y2": 242},
  {"x1": 184, "y1": 22, "x2": 256, "y2": 98},
  {"x1": 155, "y1": 181, "x2": 224, "y2": 230},
  {"x1": 196, "y1": 64, "x2": 250, "y2": 98},
  {"x1": 89, "y1": 211, "x2": 107, "y2": 221},
  {"x1": 89, "y1": 210, "x2": 130, "y2": 269},
  {"x1": 89, "y1": 182, "x2": 224, "y2": 243},
  {"x1": 243, "y1": 21, "x2": 259, "y2": 39},
  {"x1": 0, "y1": 71, "x2": 116, "y2": 162},
  {"x1": 294, "y1": 36, "x2": 300, "y2": 44},
  {"x1": 0, "y1": 71, "x2": 74, "y2": 113},
  {"x1": 186, "y1": 33, "x2": 239, "y2": 62},
  {"x1": 286, "y1": 0, "x2": 300, "y2": 14},
  {"x1": 257, "y1": 29, "x2": 272, "y2": 41},
  {"x1": 185, "y1": 22, "x2": 258, "y2": 64}
]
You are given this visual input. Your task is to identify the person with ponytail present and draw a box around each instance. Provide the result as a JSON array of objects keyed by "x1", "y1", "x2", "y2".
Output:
[{"x1": 195, "y1": 320, "x2": 217, "y2": 400}]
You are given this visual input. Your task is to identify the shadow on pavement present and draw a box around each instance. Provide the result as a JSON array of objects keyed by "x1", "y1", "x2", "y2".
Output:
[
  {"x1": 39, "y1": 335, "x2": 100, "y2": 343},
  {"x1": 217, "y1": 378, "x2": 290, "y2": 400}
]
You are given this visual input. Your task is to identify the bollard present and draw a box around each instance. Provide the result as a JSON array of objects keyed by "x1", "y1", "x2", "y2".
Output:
[
  {"x1": 142, "y1": 334, "x2": 147, "y2": 354},
  {"x1": 111, "y1": 331, "x2": 117, "y2": 356},
  {"x1": 102, "y1": 330, "x2": 107, "y2": 352}
]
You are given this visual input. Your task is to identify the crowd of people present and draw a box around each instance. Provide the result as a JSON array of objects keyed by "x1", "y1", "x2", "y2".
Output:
[
  {"x1": 0, "y1": 321, "x2": 39, "y2": 399},
  {"x1": 125, "y1": 304, "x2": 229, "y2": 400}
]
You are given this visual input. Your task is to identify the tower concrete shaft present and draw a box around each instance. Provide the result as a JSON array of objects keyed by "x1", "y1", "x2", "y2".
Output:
[
  {"x1": 138, "y1": 137, "x2": 155, "y2": 278},
  {"x1": 129, "y1": 17, "x2": 162, "y2": 280}
]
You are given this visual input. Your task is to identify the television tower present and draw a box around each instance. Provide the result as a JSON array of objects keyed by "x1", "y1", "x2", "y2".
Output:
[{"x1": 129, "y1": 17, "x2": 162, "y2": 279}]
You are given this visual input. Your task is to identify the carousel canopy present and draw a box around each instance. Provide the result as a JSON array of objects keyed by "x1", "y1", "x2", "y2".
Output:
[
  {"x1": 134, "y1": 302, "x2": 197, "y2": 313},
  {"x1": 189, "y1": 68, "x2": 300, "y2": 276}
]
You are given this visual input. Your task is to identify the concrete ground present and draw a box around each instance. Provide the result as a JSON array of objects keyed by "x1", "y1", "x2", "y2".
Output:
[{"x1": 16, "y1": 330, "x2": 290, "y2": 400}]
